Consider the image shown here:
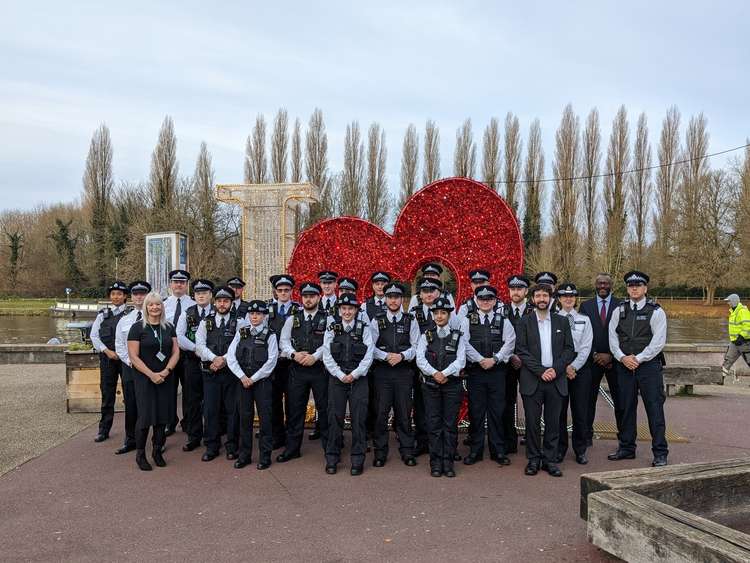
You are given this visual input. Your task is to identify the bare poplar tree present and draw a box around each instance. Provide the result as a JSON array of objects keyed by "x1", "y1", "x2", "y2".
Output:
[
  {"x1": 423, "y1": 120, "x2": 441, "y2": 186},
  {"x1": 149, "y1": 116, "x2": 179, "y2": 229},
  {"x1": 244, "y1": 114, "x2": 268, "y2": 184},
  {"x1": 603, "y1": 106, "x2": 630, "y2": 277},
  {"x1": 270, "y1": 109, "x2": 289, "y2": 183},
  {"x1": 629, "y1": 113, "x2": 652, "y2": 268},
  {"x1": 364, "y1": 123, "x2": 389, "y2": 226},
  {"x1": 653, "y1": 106, "x2": 681, "y2": 281},
  {"x1": 399, "y1": 124, "x2": 419, "y2": 211},
  {"x1": 339, "y1": 121, "x2": 365, "y2": 217},
  {"x1": 83, "y1": 123, "x2": 114, "y2": 286},
  {"x1": 454, "y1": 118, "x2": 476, "y2": 178},
  {"x1": 481, "y1": 117, "x2": 501, "y2": 189},
  {"x1": 737, "y1": 142, "x2": 750, "y2": 273},
  {"x1": 551, "y1": 104, "x2": 581, "y2": 280},
  {"x1": 503, "y1": 113, "x2": 522, "y2": 214},
  {"x1": 290, "y1": 117, "x2": 302, "y2": 183},
  {"x1": 304, "y1": 108, "x2": 333, "y2": 225},
  {"x1": 581, "y1": 109, "x2": 601, "y2": 267},
  {"x1": 189, "y1": 142, "x2": 220, "y2": 277},
  {"x1": 522, "y1": 119, "x2": 544, "y2": 260}
]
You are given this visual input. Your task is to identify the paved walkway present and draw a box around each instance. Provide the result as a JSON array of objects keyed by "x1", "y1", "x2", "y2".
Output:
[{"x1": 1, "y1": 370, "x2": 749, "y2": 562}]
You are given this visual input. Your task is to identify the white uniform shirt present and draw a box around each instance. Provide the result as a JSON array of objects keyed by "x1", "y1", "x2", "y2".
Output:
[
  {"x1": 322, "y1": 319, "x2": 374, "y2": 381},
  {"x1": 608, "y1": 297, "x2": 667, "y2": 363},
  {"x1": 461, "y1": 312, "x2": 516, "y2": 365},
  {"x1": 163, "y1": 294, "x2": 196, "y2": 328},
  {"x1": 226, "y1": 319, "x2": 279, "y2": 383},
  {"x1": 114, "y1": 308, "x2": 143, "y2": 365},
  {"x1": 176, "y1": 304, "x2": 212, "y2": 353},
  {"x1": 90, "y1": 304, "x2": 129, "y2": 353},
  {"x1": 279, "y1": 311, "x2": 326, "y2": 361},
  {"x1": 557, "y1": 308, "x2": 593, "y2": 371},
  {"x1": 415, "y1": 324, "x2": 466, "y2": 377}
]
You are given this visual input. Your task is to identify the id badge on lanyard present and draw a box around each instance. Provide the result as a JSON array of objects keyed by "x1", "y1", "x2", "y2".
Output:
[{"x1": 152, "y1": 326, "x2": 166, "y2": 362}]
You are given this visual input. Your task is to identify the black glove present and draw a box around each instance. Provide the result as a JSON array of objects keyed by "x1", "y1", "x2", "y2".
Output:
[{"x1": 736, "y1": 335, "x2": 747, "y2": 346}]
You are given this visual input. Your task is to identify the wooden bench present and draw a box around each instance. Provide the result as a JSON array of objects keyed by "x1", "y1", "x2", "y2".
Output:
[{"x1": 663, "y1": 364, "x2": 723, "y2": 396}]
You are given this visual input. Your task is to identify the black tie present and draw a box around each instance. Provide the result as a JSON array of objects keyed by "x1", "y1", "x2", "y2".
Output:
[
  {"x1": 173, "y1": 297, "x2": 181, "y2": 325},
  {"x1": 307, "y1": 314, "x2": 312, "y2": 322},
  {"x1": 483, "y1": 315, "x2": 490, "y2": 326},
  {"x1": 219, "y1": 317, "x2": 226, "y2": 330},
  {"x1": 514, "y1": 308, "x2": 520, "y2": 320},
  {"x1": 392, "y1": 315, "x2": 397, "y2": 324},
  {"x1": 136, "y1": 311, "x2": 142, "y2": 322},
  {"x1": 200, "y1": 308, "x2": 206, "y2": 320},
  {"x1": 325, "y1": 299, "x2": 330, "y2": 310}
]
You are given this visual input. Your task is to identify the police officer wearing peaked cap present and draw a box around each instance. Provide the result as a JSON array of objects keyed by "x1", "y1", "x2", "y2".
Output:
[{"x1": 227, "y1": 277, "x2": 250, "y2": 318}]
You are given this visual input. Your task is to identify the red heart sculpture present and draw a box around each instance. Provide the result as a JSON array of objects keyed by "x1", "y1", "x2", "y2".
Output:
[{"x1": 287, "y1": 177, "x2": 524, "y2": 303}]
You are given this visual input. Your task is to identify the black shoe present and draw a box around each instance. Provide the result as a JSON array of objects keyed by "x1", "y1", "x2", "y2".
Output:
[
  {"x1": 257, "y1": 462, "x2": 271, "y2": 470},
  {"x1": 276, "y1": 451, "x2": 301, "y2": 463},
  {"x1": 524, "y1": 462, "x2": 539, "y2": 476},
  {"x1": 325, "y1": 464, "x2": 337, "y2": 475},
  {"x1": 350, "y1": 466, "x2": 363, "y2": 476},
  {"x1": 226, "y1": 451, "x2": 238, "y2": 461},
  {"x1": 234, "y1": 458, "x2": 250, "y2": 469},
  {"x1": 443, "y1": 468, "x2": 456, "y2": 478},
  {"x1": 152, "y1": 448, "x2": 166, "y2": 467},
  {"x1": 308, "y1": 430, "x2": 321, "y2": 441},
  {"x1": 165, "y1": 427, "x2": 175, "y2": 437},
  {"x1": 608, "y1": 450, "x2": 636, "y2": 461},
  {"x1": 543, "y1": 462, "x2": 562, "y2": 477},
  {"x1": 463, "y1": 453, "x2": 483, "y2": 465},
  {"x1": 373, "y1": 459, "x2": 385, "y2": 467},
  {"x1": 136, "y1": 451, "x2": 152, "y2": 471},
  {"x1": 403, "y1": 457, "x2": 417, "y2": 467},
  {"x1": 652, "y1": 455, "x2": 668, "y2": 467},
  {"x1": 94, "y1": 433, "x2": 109, "y2": 443},
  {"x1": 576, "y1": 453, "x2": 589, "y2": 465},
  {"x1": 201, "y1": 452, "x2": 218, "y2": 462},
  {"x1": 115, "y1": 444, "x2": 135, "y2": 455},
  {"x1": 430, "y1": 468, "x2": 442, "y2": 477},
  {"x1": 495, "y1": 455, "x2": 511, "y2": 466},
  {"x1": 182, "y1": 440, "x2": 201, "y2": 452}
]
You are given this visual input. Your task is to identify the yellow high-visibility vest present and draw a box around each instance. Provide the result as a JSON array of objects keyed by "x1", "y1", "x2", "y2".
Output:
[{"x1": 728, "y1": 303, "x2": 750, "y2": 342}]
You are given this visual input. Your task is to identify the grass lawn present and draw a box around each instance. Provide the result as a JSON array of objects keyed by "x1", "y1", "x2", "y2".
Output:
[
  {"x1": 0, "y1": 298, "x2": 57, "y2": 316},
  {"x1": 655, "y1": 299, "x2": 730, "y2": 319}
]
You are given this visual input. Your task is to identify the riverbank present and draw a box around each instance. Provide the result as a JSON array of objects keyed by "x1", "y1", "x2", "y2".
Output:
[{"x1": 0, "y1": 298, "x2": 56, "y2": 316}]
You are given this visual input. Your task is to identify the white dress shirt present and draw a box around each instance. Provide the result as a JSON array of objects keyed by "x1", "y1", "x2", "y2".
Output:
[
  {"x1": 535, "y1": 311, "x2": 554, "y2": 368},
  {"x1": 322, "y1": 319, "x2": 374, "y2": 381},
  {"x1": 415, "y1": 324, "x2": 466, "y2": 377},
  {"x1": 369, "y1": 310, "x2": 421, "y2": 362},
  {"x1": 163, "y1": 294, "x2": 196, "y2": 327},
  {"x1": 115, "y1": 307, "x2": 142, "y2": 365},
  {"x1": 608, "y1": 297, "x2": 667, "y2": 363},
  {"x1": 176, "y1": 304, "x2": 212, "y2": 353},
  {"x1": 195, "y1": 311, "x2": 232, "y2": 362},
  {"x1": 90, "y1": 303, "x2": 129, "y2": 353},
  {"x1": 557, "y1": 308, "x2": 593, "y2": 371},
  {"x1": 320, "y1": 294, "x2": 337, "y2": 311},
  {"x1": 461, "y1": 312, "x2": 517, "y2": 365},
  {"x1": 279, "y1": 311, "x2": 325, "y2": 361},
  {"x1": 226, "y1": 319, "x2": 279, "y2": 382}
]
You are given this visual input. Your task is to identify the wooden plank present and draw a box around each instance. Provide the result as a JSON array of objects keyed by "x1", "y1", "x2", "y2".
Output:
[
  {"x1": 67, "y1": 368, "x2": 102, "y2": 385},
  {"x1": 588, "y1": 490, "x2": 750, "y2": 562},
  {"x1": 67, "y1": 397, "x2": 124, "y2": 413},
  {"x1": 64, "y1": 352, "x2": 100, "y2": 370},
  {"x1": 67, "y1": 384, "x2": 123, "y2": 399}
]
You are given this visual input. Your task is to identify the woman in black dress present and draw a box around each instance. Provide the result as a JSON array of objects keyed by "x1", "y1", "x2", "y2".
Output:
[{"x1": 127, "y1": 291, "x2": 180, "y2": 471}]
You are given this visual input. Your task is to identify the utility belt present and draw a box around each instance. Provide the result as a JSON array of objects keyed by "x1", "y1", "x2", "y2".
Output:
[{"x1": 421, "y1": 373, "x2": 460, "y2": 389}]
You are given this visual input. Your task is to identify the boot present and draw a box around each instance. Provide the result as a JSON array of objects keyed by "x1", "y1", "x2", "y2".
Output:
[
  {"x1": 152, "y1": 446, "x2": 166, "y2": 467},
  {"x1": 136, "y1": 450, "x2": 152, "y2": 471}
]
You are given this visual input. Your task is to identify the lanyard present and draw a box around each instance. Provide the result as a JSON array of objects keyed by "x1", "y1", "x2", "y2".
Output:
[{"x1": 150, "y1": 325, "x2": 162, "y2": 350}]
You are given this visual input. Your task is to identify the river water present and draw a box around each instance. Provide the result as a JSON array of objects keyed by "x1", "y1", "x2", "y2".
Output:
[{"x1": 0, "y1": 315, "x2": 729, "y2": 345}]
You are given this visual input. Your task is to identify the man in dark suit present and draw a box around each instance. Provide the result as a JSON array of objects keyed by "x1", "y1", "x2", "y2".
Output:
[
  {"x1": 516, "y1": 284, "x2": 575, "y2": 477},
  {"x1": 578, "y1": 273, "x2": 621, "y2": 446}
]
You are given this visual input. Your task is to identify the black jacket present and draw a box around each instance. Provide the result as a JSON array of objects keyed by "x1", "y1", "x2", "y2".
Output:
[
  {"x1": 579, "y1": 295, "x2": 620, "y2": 355},
  {"x1": 516, "y1": 312, "x2": 575, "y2": 397}
]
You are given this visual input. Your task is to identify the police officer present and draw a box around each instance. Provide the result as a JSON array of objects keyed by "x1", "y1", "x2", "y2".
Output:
[
  {"x1": 462, "y1": 285, "x2": 516, "y2": 466},
  {"x1": 277, "y1": 282, "x2": 330, "y2": 463},
  {"x1": 335, "y1": 277, "x2": 369, "y2": 323},
  {"x1": 416, "y1": 296, "x2": 466, "y2": 477},
  {"x1": 456, "y1": 269, "x2": 501, "y2": 319},
  {"x1": 114, "y1": 280, "x2": 151, "y2": 454},
  {"x1": 505, "y1": 275, "x2": 533, "y2": 454},
  {"x1": 267, "y1": 274, "x2": 300, "y2": 449},
  {"x1": 607, "y1": 271, "x2": 669, "y2": 467},
  {"x1": 408, "y1": 262, "x2": 456, "y2": 311},
  {"x1": 227, "y1": 277, "x2": 250, "y2": 318},
  {"x1": 91, "y1": 280, "x2": 131, "y2": 443},
  {"x1": 322, "y1": 292, "x2": 374, "y2": 476},
  {"x1": 227, "y1": 300, "x2": 278, "y2": 470},
  {"x1": 163, "y1": 269, "x2": 196, "y2": 435},
  {"x1": 369, "y1": 282, "x2": 420, "y2": 467},
  {"x1": 195, "y1": 286, "x2": 240, "y2": 461},
  {"x1": 534, "y1": 272, "x2": 560, "y2": 312},
  {"x1": 175, "y1": 278, "x2": 214, "y2": 452},
  {"x1": 555, "y1": 283, "x2": 593, "y2": 465},
  {"x1": 318, "y1": 271, "x2": 338, "y2": 317}
]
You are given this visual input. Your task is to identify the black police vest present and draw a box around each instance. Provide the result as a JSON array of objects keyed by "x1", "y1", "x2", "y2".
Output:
[
  {"x1": 184, "y1": 304, "x2": 207, "y2": 344},
  {"x1": 291, "y1": 310, "x2": 327, "y2": 353},
  {"x1": 615, "y1": 301, "x2": 660, "y2": 356},
  {"x1": 99, "y1": 306, "x2": 131, "y2": 350},
  {"x1": 267, "y1": 301, "x2": 299, "y2": 335},
  {"x1": 411, "y1": 305, "x2": 436, "y2": 334},
  {"x1": 365, "y1": 297, "x2": 387, "y2": 322},
  {"x1": 330, "y1": 320, "x2": 368, "y2": 374},
  {"x1": 467, "y1": 312, "x2": 505, "y2": 359},
  {"x1": 204, "y1": 314, "x2": 238, "y2": 361},
  {"x1": 424, "y1": 328, "x2": 461, "y2": 372},
  {"x1": 235, "y1": 326, "x2": 270, "y2": 375},
  {"x1": 507, "y1": 303, "x2": 533, "y2": 329},
  {"x1": 318, "y1": 297, "x2": 337, "y2": 317},
  {"x1": 231, "y1": 300, "x2": 250, "y2": 318},
  {"x1": 375, "y1": 312, "x2": 413, "y2": 355}
]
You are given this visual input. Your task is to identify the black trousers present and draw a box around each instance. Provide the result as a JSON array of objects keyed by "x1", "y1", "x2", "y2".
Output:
[
  {"x1": 136, "y1": 424, "x2": 165, "y2": 451},
  {"x1": 558, "y1": 363, "x2": 592, "y2": 457},
  {"x1": 522, "y1": 380, "x2": 564, "y2": 464},
  {"x1": 466, "y1": 367, "x2": 507, "y2": 458},
  {"x1": 203, "y1": 369, "x2": 239, "y2": 454},
  {"x1": 326, "y1": 376, "x2": 368, "y2": 467},
  {"x1": 502, "y1": 367, "x2": 520, "y2": 452},
  {"x1": 616, "y1": 359, "x2": 669, "y2": 457},
  {"x1": 271, "y1": 359, "x2": 291, "y2": 447},
  {"x1": 170, "y1": 354, "x2": 186, "y2": 430},
  {"x1": 422, "y1": 378, "x2": 462, "y2": 472},
  {"x1": 366, "y1": 369, "x2": 377, "y2": 438},
  {"x1": 285, "y1": 365, "x2": 329, "y2": 455},
  {"x1": 412, "y1": 368, "x2": 429, "y2": 449},
  {"x1": 98, "y1": 353, "x2": 122, "y2": 435},
  {"x1": 373, "y1": 363, "x2": 415, "y2": 460},
  {"x1": 183, "y1": 355, "x2": 204, "y2": 443},
  {"x1": 121, "y1": 366, "x2": 138, "y2": 448},
  {"x1": 587, "y1": 362, "x2": 622, "y2": 442},
  {"x1": 238, "y1": 377, "x2": 273, "y2": 464}
]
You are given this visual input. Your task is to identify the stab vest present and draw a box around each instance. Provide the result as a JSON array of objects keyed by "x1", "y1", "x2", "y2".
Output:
[
  {"x1": 365, "y1": 296, "x2": 387, "y2": 322},
  {"x1": 98, "y1": 306, "x2": 131, "y2": 350},
  {"x1": 424, "y1": 328, "x2": 461, "y2": 373},
  {"x1": 235, "y1": 325, "x2": 270, "y2": 375},
  {"x1": 467, "y1": 312, "x2": 505, "y2": 360},
  {"x1": 411, "y1": 305, "x2": 436, "y2": 334},
  {"x1": 267, "y1": 301, "x2": 300, "y2": 335},
  {"x1": 615, "y1": 300, "x2": 660, "y2": 356},
  {"x1": 231, "y1": 300, "x2": 250, "y2": 319},
  {"x1": 291, "y1": 310, "x2": 328, "y2": 353},
  {"x1": 375, "y1": 311, "x2": 413, "y2": 356},
  {"x1": 184, "y1": 304, "x2": 209, "y2": 344},
  {"x1": 329, "y1": 320, "x2": 368, "y2": 374},
  {"x1": 202, "y1": 313, "x2": 238, "y2": 369}
]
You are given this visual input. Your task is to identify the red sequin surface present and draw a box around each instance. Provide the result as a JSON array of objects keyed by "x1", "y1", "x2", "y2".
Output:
[{"x1": 288, "y1": 177, "x2": 524, "y2": 303}]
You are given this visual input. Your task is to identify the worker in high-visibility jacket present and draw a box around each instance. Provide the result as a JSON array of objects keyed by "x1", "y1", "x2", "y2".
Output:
[{"x1": 722, "y1": 294, "x2": 750, "y2": 381}]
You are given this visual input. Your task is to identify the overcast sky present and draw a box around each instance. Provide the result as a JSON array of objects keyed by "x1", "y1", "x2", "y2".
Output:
[{"x1": 1, "y1": 1, "x2": 748, "y2": 211}]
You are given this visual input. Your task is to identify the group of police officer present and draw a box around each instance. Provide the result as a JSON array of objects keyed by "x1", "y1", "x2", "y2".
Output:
[{"x1": 91, "y1": 264, "x2": 669, "y2": 476}]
